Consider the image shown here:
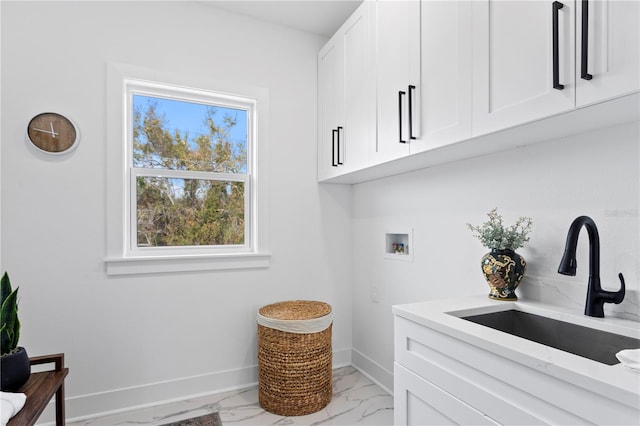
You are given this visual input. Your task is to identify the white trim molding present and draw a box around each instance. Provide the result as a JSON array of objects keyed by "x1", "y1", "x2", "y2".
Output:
[
  {"x1": 105, "y1": 62, "x2": 270, "y2": 275},
  {"x1": 58, "y1": 348, "x2": 354, "y2": 423}
]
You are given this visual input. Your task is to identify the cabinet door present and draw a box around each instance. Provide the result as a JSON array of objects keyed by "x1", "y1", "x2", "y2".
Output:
[
  {"x1": 318, "y1": 3, "x2": 373, "y2": 181},
  {"x1": 394, "y1": 363, "x2": 492, "y2": 426},
  {"x1": 472, "y1": 0, "x2": 576, "y2": 136},
  {"x1": 576, "y1": 0, "x2": 640, "y2": 106},
  {"x1": 318, "y1": 36, "x2": 343, "y2": 181},
  {"x1": 341, "y1": 2, "x2": 374, "y2": 173},
  {"x1": 374, "y1": 0, "x2": 420, "y2": 164},
  {"x1": 412, "y1": 0, "x2": 472, "y2": 153}
]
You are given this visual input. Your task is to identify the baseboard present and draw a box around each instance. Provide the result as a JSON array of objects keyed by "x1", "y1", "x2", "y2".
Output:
[
  {"x1": 62, "y1": 364, "x2": 259, "y2": 423},
  {"x1": 39, "y1": 347, "x2": 354, "y2": 424},
  {"x1": 350, "y1": 348, "x2": 394, "y2": 395},
  {"x1": 332, "y1": 346, "x2": 352, "y2": 368}
]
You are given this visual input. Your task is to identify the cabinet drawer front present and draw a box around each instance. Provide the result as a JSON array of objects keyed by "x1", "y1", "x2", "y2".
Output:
[{"x1": 395, "y1": 363, "x2": 492, "y2": 426}]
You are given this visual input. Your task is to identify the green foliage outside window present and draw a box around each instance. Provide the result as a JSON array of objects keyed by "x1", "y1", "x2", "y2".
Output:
[{"x1": 133, "y1": 97, "x2": 247, "y2": 247}]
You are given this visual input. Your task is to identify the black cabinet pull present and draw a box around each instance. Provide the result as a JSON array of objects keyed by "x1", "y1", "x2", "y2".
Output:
[
  {"x1": 331, "y1": 128, "x2": 338, "y2": 166},
  {"x1": 408, "y1": 85, "x2": 416, "y2": 140},
  {"x1": 337, "y1": 126, "x2": 344, "y2": 165},
  {"x1": 581, "y1": 0, "x2": 593, "y2": 80},
  {"x1": 399, "y1": 90, "x2": 407, "y2": 143},
  {"x1": 552, "y1": 1, "x2": 565, "y2": 90}
]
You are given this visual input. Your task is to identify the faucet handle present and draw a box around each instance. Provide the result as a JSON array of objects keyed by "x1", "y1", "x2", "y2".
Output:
[{"x1": 611, "y1": 273, "x2": 625, "y2": 304}]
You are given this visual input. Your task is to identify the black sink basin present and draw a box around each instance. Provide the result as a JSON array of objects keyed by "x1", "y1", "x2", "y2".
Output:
[{"x1": 461, "y1": 309, "x2": 640, "y2": 365}]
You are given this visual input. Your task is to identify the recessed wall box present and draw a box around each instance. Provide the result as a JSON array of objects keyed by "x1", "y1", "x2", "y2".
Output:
[{"x1": 384, "y1": 230, "x2": 413, "y2": 262}]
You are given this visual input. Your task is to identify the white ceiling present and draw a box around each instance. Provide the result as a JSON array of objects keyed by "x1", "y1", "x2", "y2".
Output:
[{"x1": 200, "y1": 0, "x2": 363, "y2": 37}]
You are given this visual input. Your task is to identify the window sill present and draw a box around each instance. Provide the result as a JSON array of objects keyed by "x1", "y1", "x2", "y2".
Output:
[{"x1": 104, "y1": 253, "x2": 271, "y2": 276}]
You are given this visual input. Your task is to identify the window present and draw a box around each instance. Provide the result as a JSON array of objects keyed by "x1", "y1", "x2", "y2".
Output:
[
  {"x1": 106, "y1": 64, "x2": 270, "y2": 275},
  {"x1": 128, "y1": 83, "x2": 253, "y2": 253}
]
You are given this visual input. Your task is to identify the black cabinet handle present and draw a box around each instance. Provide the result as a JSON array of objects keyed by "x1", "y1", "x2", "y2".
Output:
[
  {"x1": 399, "y1": 90, "x2": 406, "y2": 143},
  {"x1": 552, "y1": 1, "x2": 565, "y2": 90},
  {"x1": 331, "y1": 128, "x2": 338, "y2": 166},
  {"x1": 581, "y1": 0, "x2": 593, "y2": 80},
  {"x1": 337, "y1": 126, "x2": 343, "y2": 165},
  {"x1": 408, "y1": 85, "x2": 416, "y2": 140}
]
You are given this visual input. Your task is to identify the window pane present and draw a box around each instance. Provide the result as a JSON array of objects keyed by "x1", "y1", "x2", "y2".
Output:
[
  {"x1": 132, "y1": 95, "x2": 247, "y2": 173},
  {"x1": 136, "y1": 176, "x2": 245, "y2": 247}
]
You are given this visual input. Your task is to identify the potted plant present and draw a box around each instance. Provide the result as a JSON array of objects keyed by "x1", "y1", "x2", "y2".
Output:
[
  {"x1": 467, "y1": 208, "x2": 533, "y2": 301},
  {"x1": 1, "y1": 272, "x2": 31, "y2": 391}
]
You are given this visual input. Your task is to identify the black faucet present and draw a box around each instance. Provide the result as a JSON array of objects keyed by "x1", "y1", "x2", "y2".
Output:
[{"x1": 558, "y1": 216, "x2": 625, "y2": 317}]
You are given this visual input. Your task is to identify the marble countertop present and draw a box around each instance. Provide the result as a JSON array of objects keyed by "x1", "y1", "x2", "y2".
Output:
[{"x1": 392, "y1": 296, "x2": 640, "y2": 409}]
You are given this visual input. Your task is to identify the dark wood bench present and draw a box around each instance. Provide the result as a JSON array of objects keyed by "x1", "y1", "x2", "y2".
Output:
[{"x1": 8, "y1": 353, "x2": 69, "y2": 426}]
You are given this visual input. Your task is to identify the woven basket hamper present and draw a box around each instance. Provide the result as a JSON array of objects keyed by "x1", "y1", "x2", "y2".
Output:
[{"x1": 257, "y1": 300, "x2": 333, "y2": 416}]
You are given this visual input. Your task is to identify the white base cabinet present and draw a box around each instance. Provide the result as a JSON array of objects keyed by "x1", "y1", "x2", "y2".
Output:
[
  {"x1": 394, "y1": 315, "x2": 640, "y2": 425},
  {"x1": 395, "y1": 363, "x2": 500, "y2": 426}
]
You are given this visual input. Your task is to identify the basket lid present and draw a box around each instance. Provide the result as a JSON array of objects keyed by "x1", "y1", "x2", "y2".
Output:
[{"x1": 258, "y1": 300, "x2": 331, "y2": 320}]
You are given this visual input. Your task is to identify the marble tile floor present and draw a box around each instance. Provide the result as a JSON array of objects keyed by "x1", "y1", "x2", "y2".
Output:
[{"x1": 68, "y1": 366, "x2": 394, "y2": 425}]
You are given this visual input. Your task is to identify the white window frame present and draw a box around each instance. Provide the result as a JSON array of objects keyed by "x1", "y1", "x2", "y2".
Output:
[
  {"x1": 126, "y1": 81, "x2": 254, "y2": 256},
  {"x1": 105, "y1": 63, "x2": 270, "y2": 275}
]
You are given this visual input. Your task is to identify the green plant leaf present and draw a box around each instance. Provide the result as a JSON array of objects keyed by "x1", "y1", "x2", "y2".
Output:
[
  {"x1": 0, "y1": 272, "x2": 11, "y2": 304},
  {"x1": 0, "y1": 277, "x2": 20, "y2": 354},
  {"x1": 467, "y1": 208, "x2": 533, "y2": 250}
]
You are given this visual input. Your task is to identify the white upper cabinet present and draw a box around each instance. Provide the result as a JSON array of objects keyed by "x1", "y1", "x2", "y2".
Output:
[
  {"x1": 472, "y1": 0, "x2": 639, "y2": 137},
  {"x1": 317, "y1": 1, "x2": 375, "y2": 180},
  {"x1": 318, "y1": 38, "x2": 342, "y2": 180},
  {"x1": 343, "y1": 4, "x2": 375, "y2": 173},
  {"x1": 413, "y1": 1, "x2": 473, "y2": 153},
  {"x1": 373, "y1": 0, "x2": 421, "y2": 164},
  {"x1": 472, "y1": 0, "x2": 576, "y2": 136},
  {"x1": 318, "y1": 0, "x2": 639, "y2": 184},
  {"x1": 575, "y1": 0, "x2": 640, "y2": 107}
]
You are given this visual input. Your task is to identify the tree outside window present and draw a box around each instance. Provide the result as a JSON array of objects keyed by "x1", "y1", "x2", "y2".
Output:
[{"x1": 129, "y1": 89, "x2": 253, "y2": 251}]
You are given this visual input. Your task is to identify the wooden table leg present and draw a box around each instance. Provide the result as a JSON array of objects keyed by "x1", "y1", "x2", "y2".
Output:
[{"x1": 56, "y1": 381, "x2": 66, "y2": 425}]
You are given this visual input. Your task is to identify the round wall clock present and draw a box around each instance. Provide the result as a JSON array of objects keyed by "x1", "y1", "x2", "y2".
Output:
[{"x1": 26, "y1": 112, "x2": 79, "y2": 154}]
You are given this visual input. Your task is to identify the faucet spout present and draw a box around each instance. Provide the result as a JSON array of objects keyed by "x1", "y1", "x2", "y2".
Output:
[{"x1": 557, "y1": 216, "x2": 625, "y2": 317}]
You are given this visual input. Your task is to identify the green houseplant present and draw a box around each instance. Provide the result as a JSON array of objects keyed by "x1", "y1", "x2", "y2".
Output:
[
  {"x1": 1, "y1": 272, "x2": 31, "y2": 391},
  {"x1": 467, "y1": 208, "x2": 533, "y2": 301}
]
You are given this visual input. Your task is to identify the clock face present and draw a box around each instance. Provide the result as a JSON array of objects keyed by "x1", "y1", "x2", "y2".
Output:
[{"x1": 27, "y1": 112, "x2": 79, "y2": 154}]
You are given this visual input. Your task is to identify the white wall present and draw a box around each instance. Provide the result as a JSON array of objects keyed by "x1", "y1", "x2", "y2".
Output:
[
  {"x1": 0, "y1": 0, "x2": 352, "y2": 420},
  {"x1": 2, "y1": 0, "x2": 639, "y2": 421},
  {"x1": 351, "y1": 122, "x2": 640, "y2": 391}
]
